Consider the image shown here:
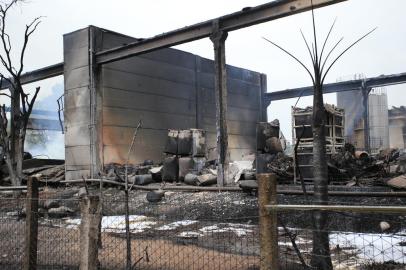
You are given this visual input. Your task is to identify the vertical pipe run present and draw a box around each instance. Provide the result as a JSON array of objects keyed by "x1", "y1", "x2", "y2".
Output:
[
  {"x1": 362, "y1": 82, "x2": 370, "y2": 152},
  {"x1": 24, "y1": 177, "x2": 39, "y2": 270},
  {"x1": 210, "y1": 20, "x2": 229, "y2": 187},
  {"x1": 258, "y1": 173, "x2": 278, "y2": 270},
  {"x1": 259, "y1": 74, "x2": 269, "y2": 123}
]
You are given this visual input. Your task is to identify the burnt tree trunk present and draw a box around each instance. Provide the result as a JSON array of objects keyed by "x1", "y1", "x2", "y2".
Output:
[
  {"x1": 0, "y1": 2, "x2": 41, "y2": 187},
  {"x1": 310, "y1": 73, "x2": 332, "y2": 270},
  {"x1": 4, "y1": 83, "x2": 34, "y2": 187},
  {"x1": 8, "y1": 84, "x2": 24, "y2": 186}
]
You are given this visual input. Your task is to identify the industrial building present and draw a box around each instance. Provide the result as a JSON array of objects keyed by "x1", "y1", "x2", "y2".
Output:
[
  {"x1": 389, "y1": 106, "x2": 406, "y2": 149},
  {"x1": 337, "y1": 87, "x2": 389, "y2": 153},
  {"x1": 63, "y1": 26, "x2": 266, "y2": 181}
]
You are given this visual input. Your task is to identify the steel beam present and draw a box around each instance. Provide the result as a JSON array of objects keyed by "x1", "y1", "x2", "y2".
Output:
[
  {"x1": 96, "y1": 0, "x2": 346, "y2": 65},
  {"x1": 267, "y1": 204, "x2": 406, "y2": 214},
  {"x1": 210, "y1": 21, "x2": 229, "y2": 187},
  {"x1": 0, "y1": 1, "x2": 346, "y2": 87},
  {"x1": 362, "y1": 85, "x2": 370, "y2": 152},
  {"x1": 0, "y1": 63, "x2": 63, "y2": 90},
  {"x1": 264, "y1": 72, "x2": 406, "y2": 102}
]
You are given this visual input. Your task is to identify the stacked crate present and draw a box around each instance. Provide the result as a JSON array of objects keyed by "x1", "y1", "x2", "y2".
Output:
[
  {"x1": 292, "y1": 105, "x2": 345, "y2": 184},
  {"x1": 162, "y1": 129, "x2": 206, "y2": 182}
]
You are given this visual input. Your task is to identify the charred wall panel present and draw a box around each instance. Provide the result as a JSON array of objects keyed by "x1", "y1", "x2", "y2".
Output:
[
  {"x1": 63, "y1": 26, "x2": 266, "y2": 179},
  {"x1": 197, "y1": 58, "x2": 262, "y2": 161},
  {"x1": 63, "y1": 28, "x2": 92, "y2": 179},
  {"x1": 100, "y1": 41, "x2": 198, "y2": 164}
]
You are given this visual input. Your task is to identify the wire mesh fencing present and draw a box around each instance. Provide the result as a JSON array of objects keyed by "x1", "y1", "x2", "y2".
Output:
[
  {"x1": 0, "y1": 197, "x2": 25, "y2": 270},
  {"x1": 274, "y1": 198, "x2": 406, "y2": 270},
  {"x1": 0, "y1": 193, "x2": 405, "y2": 269},
  {"x1": 96, "y1": 199, "x2": 260, "y2": 270}
]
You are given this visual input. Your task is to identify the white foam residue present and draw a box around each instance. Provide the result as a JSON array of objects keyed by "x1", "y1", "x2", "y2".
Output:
[
  {"x1": 178, "y1": 231, "x2": 203, "y2": 238},
  {"x1": 199, "y1": 223, "x2": 253, "y2": 237},
  {"x1": 64, "y1": 215, "x2": 156, "y2": 233},
  {"x1": 156, "y1": 220, "x2": 198, "y2": 231},
  {"x1": 102, "y1": 215, "x2": 156, "y2": 233},
  {"x1": 329, "y1": 231, "x2": 406, "y2": 263},
  {"x1": 199, "y1": 225, "x2": 219, "y2": 232}
]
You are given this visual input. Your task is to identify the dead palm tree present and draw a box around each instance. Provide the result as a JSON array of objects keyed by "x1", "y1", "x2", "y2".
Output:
[{"x1": 263, "y1": 1, "x2": 376, "y2": 268}]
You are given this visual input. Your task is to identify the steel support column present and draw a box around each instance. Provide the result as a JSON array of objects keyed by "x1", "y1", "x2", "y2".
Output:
[
  {"x1": 362, "y1": 82, "x2": 371, "y2": 152},
  {"x1": 210, "y1": 21, "x2": 229, "y2": 187}
]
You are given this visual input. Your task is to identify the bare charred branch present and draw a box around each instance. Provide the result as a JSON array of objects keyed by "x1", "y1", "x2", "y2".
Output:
[
  {"x1": 0, "y1": 0, "x2": 41, "y2": 187},
  {"x1": 280, "y1": 218, "x2": 310, "y2": 269},
  {"x1": 0, "y1": 92, "x2": 12, "y2": 99},
  {"x1": 320, "y1": 37, "x2": 344, "y2": 74},
  {"x1": 318, "y1": 18, "x2": 337, "y2": 65},
  {"x1": 19, "y1": 17, "x2": 42, "y2": 76},
  {"x1": 262, "y1": 37, "x2": 315, "y2": 84},
  {"x1": 321, "y1": 27, "x2": 377, "y2": 84},
  {"x1": 24, "y1": 86, "x2": 40, "y2": 127},
  {"x1": 300, "y1": 29, "x2": 315, "y2": 65},
  {"x1": 310, "y1": 0, "x2": 319, "y2": 66}
]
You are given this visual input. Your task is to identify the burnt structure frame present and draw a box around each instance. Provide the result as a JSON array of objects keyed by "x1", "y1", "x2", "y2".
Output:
[
  {"x1": 266, "y1": 73, "x2": 406, "y2": 151},
  {"x1": 1, "y1": 0, "x2": 354, "y2": 185}
]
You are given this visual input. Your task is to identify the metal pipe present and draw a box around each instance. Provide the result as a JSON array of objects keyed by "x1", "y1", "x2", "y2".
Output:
[
  {"x1": 0, "y1": 186, "x2": 29, "y2": 191},
  {"x1": 267, "y1": 204, "x2": 406, "y2": 214},
  {"x1": 264, "y1": 72, "x2": 406, "y2": 102},
  {"x1": 60, "y1": 179, "x2": 406, "y2": 197}
]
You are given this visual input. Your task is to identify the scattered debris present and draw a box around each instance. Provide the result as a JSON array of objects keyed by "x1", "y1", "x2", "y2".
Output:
[
  {"x1": 386, "y1": 174, "x2": 406, "y2": 189},
  {"x1": 129, "y1": 174, "x2": 154, "y2": 186},
  {"x1": 44, "y1": 199, "x2": 59, "y2": 209},
  {"x1": 229, "y1": 160, "x2": 254, "y2": 183},
  {"x1": 239, "y1": 180, "x2": 258, "y2": 192},
  {"x1": 146, "y1": 189, "x2": 165, "y2": 203},
  {"x1": 77, "y1": 187, "x2": 88, "y2": 198},
  {"x1": 379, "y1": 221, "x2": 391, "y2": 232},
  {"x1": 47, "y1": 206, "x2": 74, "y2": 218},
  {"x1": 197, "y1": 174, "x2": 217, "y2": 186},
  {"x1": 184, "y1": 173, "x2": 199, "y2": 186}
]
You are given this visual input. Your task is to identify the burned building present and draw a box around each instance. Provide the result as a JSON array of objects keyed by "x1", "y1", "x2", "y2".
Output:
[
  {"x1": 389, "y1": 106, "x2": 406, "y2": 149},
  {"x1": 63, "y1": 26, "x2": 267, "y2": 181}
]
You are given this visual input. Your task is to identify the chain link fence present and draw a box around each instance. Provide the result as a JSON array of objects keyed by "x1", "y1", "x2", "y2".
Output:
[
  {"x1": 275, "y1": 198, "x2": 406, "y2": 270},
  {"x1": 0, "y1": 191, "x2": 405, "y2": 269}
]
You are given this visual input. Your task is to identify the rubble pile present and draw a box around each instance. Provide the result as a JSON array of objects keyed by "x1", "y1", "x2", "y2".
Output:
[
  {"x1": 101, "y1": 128, "x2": 262, "y2": 188},
  {"x1": 328, "y1": 144, "x2": 406, "y2": 187},
  {"x1": 239, "y1": 120, "x2": 293, "y2": 191},
  {"x1": 1, "y1": 120, "x2": 406, "y2": 192},
  {"x1": 0, "y1": 159, "x2": 65, "y2": 185},
  {"x1": 102, "y1": 129, "x2": 220, "y2": 187},
  {"x1": 256, "y1": 120, "x2": 293, "y2": 181}
]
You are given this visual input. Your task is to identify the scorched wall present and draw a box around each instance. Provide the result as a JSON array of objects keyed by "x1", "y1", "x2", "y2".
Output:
[{"x1": 63, "y1": 26, "x2": 266, "y2": 180}]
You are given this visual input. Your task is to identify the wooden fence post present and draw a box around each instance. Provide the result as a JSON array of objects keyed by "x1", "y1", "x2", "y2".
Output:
[
  {"x1": 23, "y1": 176, "x2": 39, "y2": 270},
  {"x1": 80, "y1": 195, "x2": 102, "y2": 270},
  {"x1": 258, "y1": 173, "x2": 278, "y2": 270}
]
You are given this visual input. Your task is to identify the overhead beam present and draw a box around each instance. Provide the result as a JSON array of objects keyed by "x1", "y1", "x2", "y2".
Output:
[
  {"x1": 0, "y1": 62, "x2": 64, "y2": 90},
  {"x1": 264, "y1": 72, "x2": 406, "y2": 102},
  {"x1": 96, "y1": 0, "x2": 346, "y2": 65},
  {"x1": 0, "y1": 1, "x2": 346, "y2": 88},
  {"x1": 267, "y1": 204, "x2": 406, "y2": 214}
]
